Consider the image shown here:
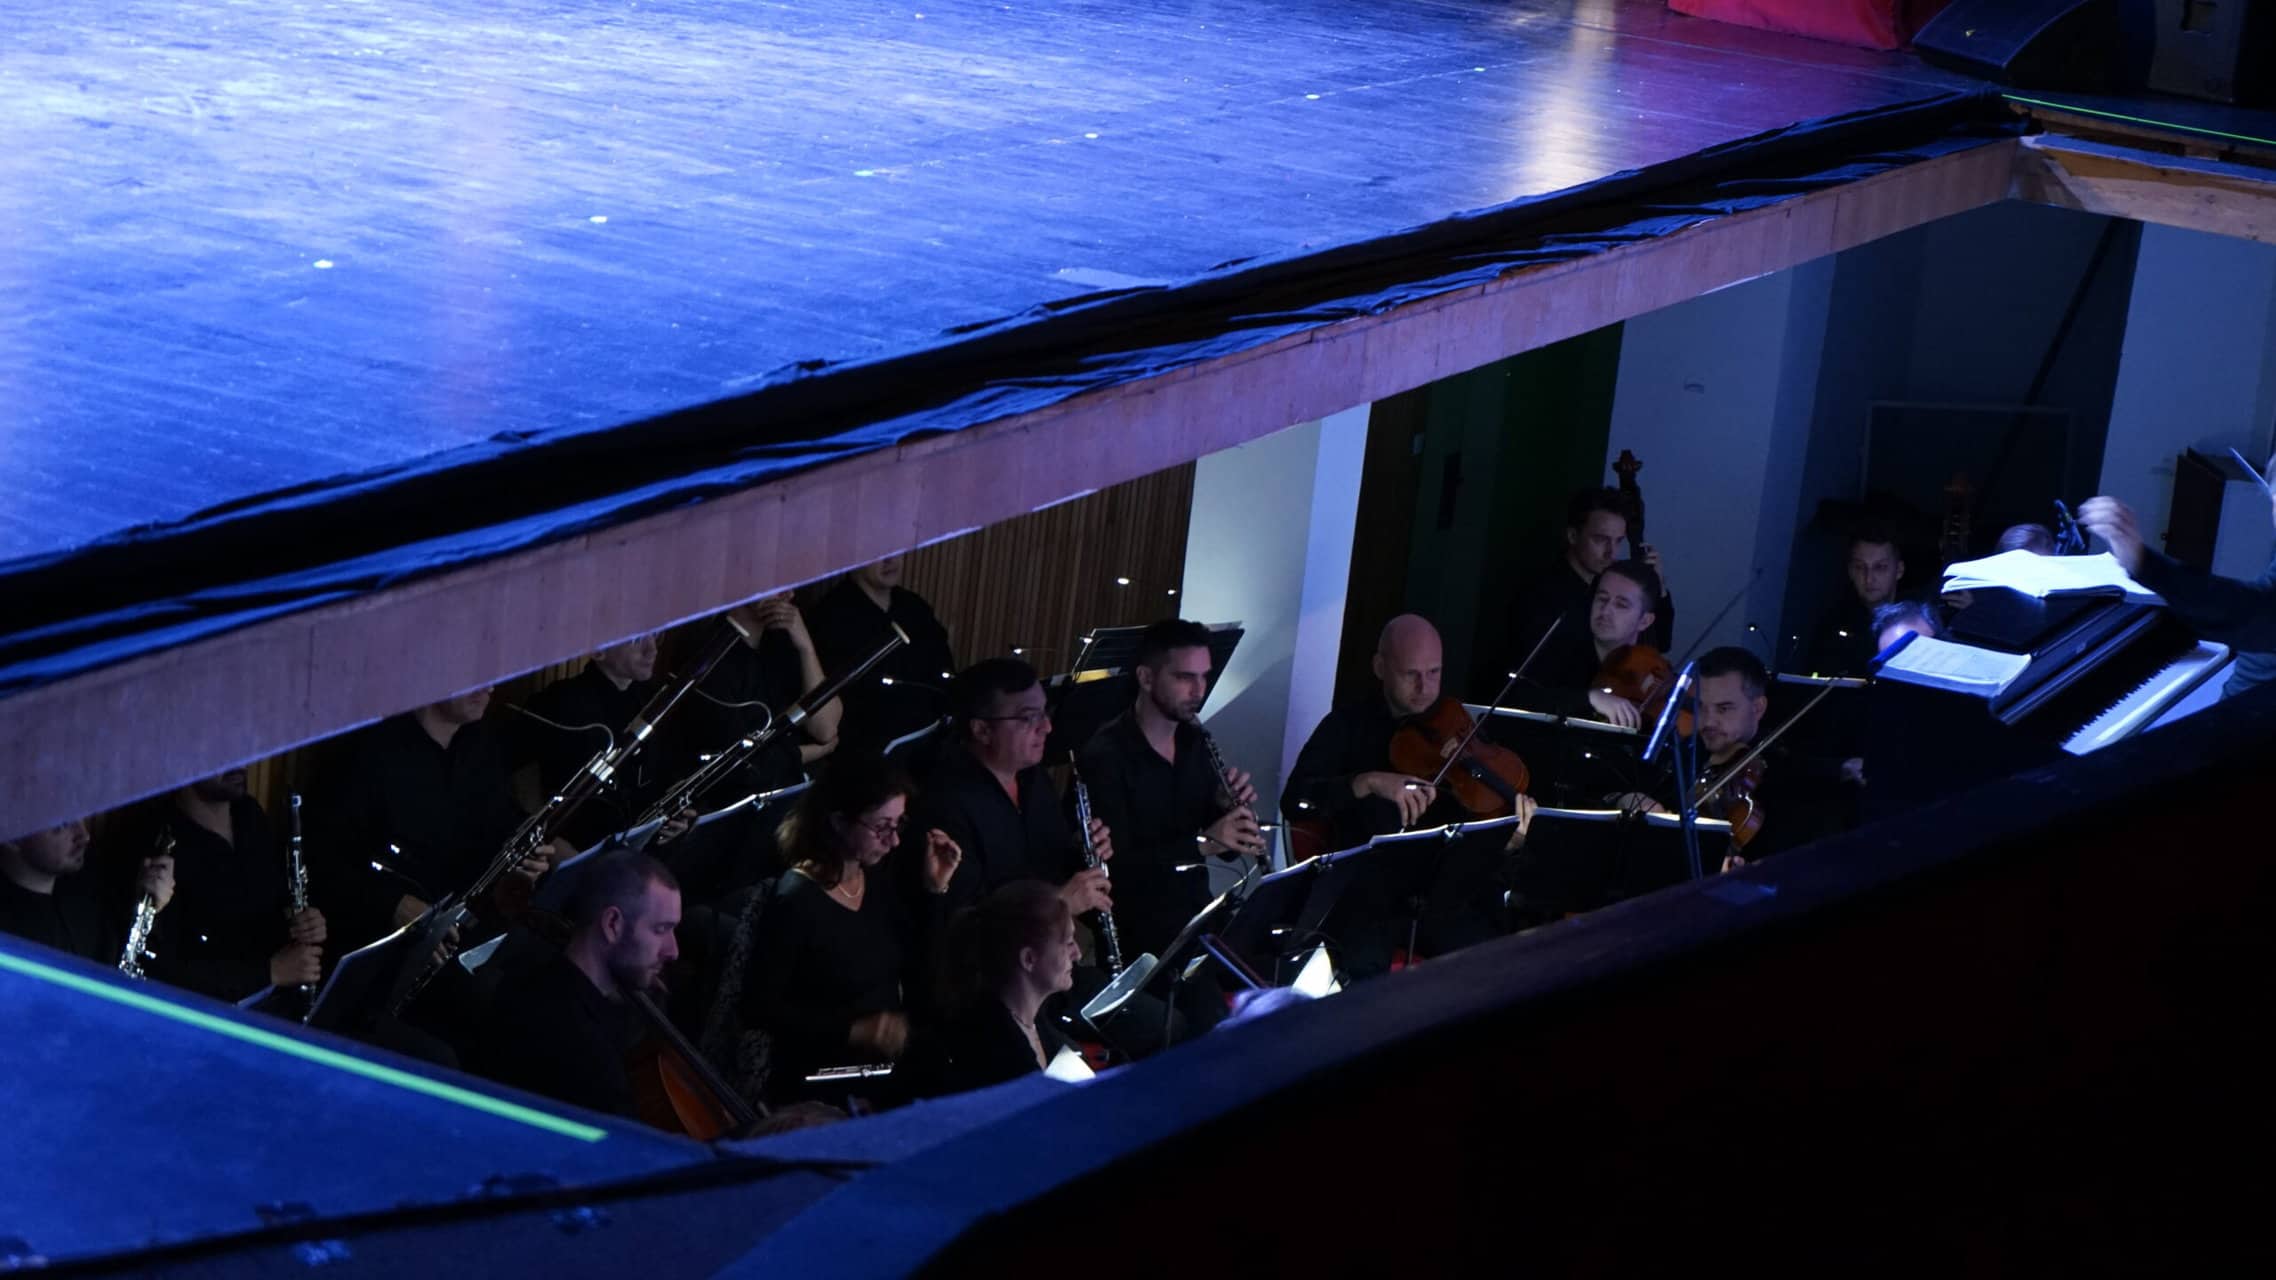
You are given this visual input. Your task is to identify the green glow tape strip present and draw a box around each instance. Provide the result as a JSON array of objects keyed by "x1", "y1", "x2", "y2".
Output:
[
  {"x1": 2005, "y1": 94, "x2": 2276, "y2": 149},
  {"x1": 0, "y1": 949, "x2": 608, "y2": 1143}
]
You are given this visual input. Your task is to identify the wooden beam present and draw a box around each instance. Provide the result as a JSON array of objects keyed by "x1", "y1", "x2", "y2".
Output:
[
  {"x1": 0, "y1": 140, "x2": 2020, "y2": 835},
  {"x1": 2013, "y1": 134, "x2": 2276, "y2": 244}
]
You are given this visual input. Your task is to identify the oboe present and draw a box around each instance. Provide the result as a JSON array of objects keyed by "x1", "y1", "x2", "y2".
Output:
[
  {"x1": 118, "y1": 829, "x2": 173, "y2": 980},
  {"x1": 1066, "y1": 757, "x2": 1124, "y2": 978},
  {"x1": 286, "y1": 792, "x2": 314, "y2": 1009}
]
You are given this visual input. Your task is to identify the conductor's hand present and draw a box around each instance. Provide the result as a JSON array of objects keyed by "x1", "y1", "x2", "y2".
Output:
[
  {"x1": 1355, "y1": 772, "x2": 1437, "y2": 827},
  {"x1": 848, "y1": 1010, "x2": 910, "y2": 1060},
  {"x1": 2078, "y1": 497, "x2": 2146, "y2": 576},
  {"x1": 1503, "y1": 794, "x2": 1539, "y2": 852},
  {"x1": 1059, "y1": 867, "x2": 1114, "y2": 916},
  {"x1": 1204, "y1": 808, "x2": 1267, "y2": 859},
  {"x1": 1587, "y1": 689, "x2": 1643, "y2": 729},
  {"x1": 920, "y1": 828, "x2": 962, "y2": 896}
]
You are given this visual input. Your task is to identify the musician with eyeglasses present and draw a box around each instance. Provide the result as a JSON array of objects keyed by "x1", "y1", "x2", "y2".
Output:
[
  {"x1": 741, "y1": 756, "x2": 961, "y2": 1102},
  {"x1": 0, "y1": 818, "x2": 174, "y2": 965}
]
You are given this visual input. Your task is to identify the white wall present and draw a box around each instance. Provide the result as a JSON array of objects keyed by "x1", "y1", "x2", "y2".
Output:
[
  {"x1": 1180, "y1": 405, "x2": 1369, "y2": 828},
  {"x1": 1605, "y1": 258, "x2": 1835, "y2": 663},
  {"x1": 2099, "y1": 222, "x2": 2276, "y2": 577}
]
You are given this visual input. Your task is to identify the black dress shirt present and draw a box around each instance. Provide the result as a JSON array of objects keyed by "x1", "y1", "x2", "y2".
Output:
[
  {"x1": 0, "y1": 873, "x2": 117, "y2": 965},
  {"x1": 807, "y1": 579, "x2": 958, "y2": 757},
  {"x1": 514, "y1": 663, "x2": 668, "y2": 850},
  {"x1": 742, "y1": 869, "x2": 937, "y2": 1094},
  {"x1": 476, "y1": 952, "x2": 639, "y2": 1118},
  {"x1": 147, "y1": 799, "x2": 291, "y2": 1003},
  {"x1": 663, "y1": 631, "x2": 811, "y2": 799},
  {"x1": 910, "y1": 1001, "x2": 1072, "y2": 1098},
  {"x1": 1074, "y1": 710, "x2": 1227, "y2": 957},
  {"x1": 1284, "y1": 699, "x2": 1463, "y2": 854},
  {"x1": 309, "y1": 714, "x2": 527, "y2": 949},
  {"x1": 2137, "y1": 549, "x2": 2276, "y2": 696},
  {"x1": 912, "y1": 747, "x2": 1087, "y2": 915}
]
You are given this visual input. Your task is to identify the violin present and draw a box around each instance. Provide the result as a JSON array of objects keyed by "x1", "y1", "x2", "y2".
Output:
[
  {"x1": 1389, "y1": 697, "x2": 1531, "y2": 820},
  {"x1": 1695, "y1": 755, "x2": 1765, "y2": 851},
  {"x1": 1591, "y1": 643, "x2": 1692, "y2": 736}
]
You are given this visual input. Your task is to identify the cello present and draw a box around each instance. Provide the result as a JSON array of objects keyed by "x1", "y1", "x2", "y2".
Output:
[{"x1": 627, "y1": 986, "x2": 765, "y2": 1141}]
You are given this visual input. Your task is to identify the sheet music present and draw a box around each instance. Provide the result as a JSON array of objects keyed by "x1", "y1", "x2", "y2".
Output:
[
  {"x1": 1878, "y1": 635, "x2": 2032, "y2": 697},
  {"x1": 1941, "y1": 549, "x2": 2161, "y2": 605}
]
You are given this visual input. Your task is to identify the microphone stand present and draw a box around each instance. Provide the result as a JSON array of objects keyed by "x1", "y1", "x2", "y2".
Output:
[{"x1": 1639, "y1": 657, "x2": 1702, "y2": 881}]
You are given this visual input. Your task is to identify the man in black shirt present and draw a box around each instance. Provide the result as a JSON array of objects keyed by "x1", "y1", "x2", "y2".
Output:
[
  {"x1": 1509, "y1": 559, "x2": 1664, "y2": 729},
  {"x1": 1284, "y1": 614, "x2": 1453, "y2": 855},
  {"x1": 670, "y1": 598, "x2": 843, "y2": 797},
  {"x1": 1504, "y1": 489, "x2": 1677, "y2": 689},
  {"x1": 2083, "y1": 491, "x2": 2276, "y2": 699},
  {"x1": 1076, "y1": 620, "x2": 1262, "y2": 959},
  {"x1": 1804, "y1": 528, "x2": 1904, "y2": 677},
  {"x1": 149, "y1": 769, "x2": 327, "y2": 1004},
  {"x1": 0, "y1": 819, "x2": 173, "y2": 966},
  {"x1": 477, "y1": 853, "x2": 682, "y2": 1120},
  {"x1": 917, "y1": 658, "x2": 1113, "y2": 920},
  {"x1": 512, "y1": 633, "x2": 677, "y2": 852},
  {"x1": 311, "y1": 687, "x2": 565, "y2": 953},
  {"x1": 1611, "y1": 647, "x2": 1835, "y2": 870},
  {"x1": 807, "y1": 556, "x2": 959, "y2": 759}
]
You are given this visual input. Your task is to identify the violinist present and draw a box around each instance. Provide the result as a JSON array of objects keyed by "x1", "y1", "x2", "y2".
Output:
[
  {"x1": 1507, "y1": 560, "x2": 1664, "y2": 729},
  {"x1": 1503, "y1": 489, "x2": 1677, "y2": 689},
  {"x1": 1872, "y1": 599, "x2": 1943, "y2": 653},
  {"x1": 474, "y1": 852, "x2": 682, "y2": 1119},
  {"x1": 1284, "y1": 614, "x2": 1453, "y2": 853},
  {"x1": 1614, "y1": 647, "x2": 1835, "y2": 868}
]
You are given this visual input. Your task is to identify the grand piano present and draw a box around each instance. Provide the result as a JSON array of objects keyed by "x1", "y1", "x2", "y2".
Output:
[{"x1": 1867, "y1": 588, "x2": 2230, "y2": 812}]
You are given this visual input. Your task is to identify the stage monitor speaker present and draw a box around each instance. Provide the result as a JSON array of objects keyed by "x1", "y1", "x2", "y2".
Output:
[{"x1": 1913, "y1": 0, "x2": 2129, "y2": 90}]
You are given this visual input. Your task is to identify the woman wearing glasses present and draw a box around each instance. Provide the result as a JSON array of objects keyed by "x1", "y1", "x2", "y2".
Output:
[{"x1": 742, "y1": 755, "x2": 961, "y2": 1103}]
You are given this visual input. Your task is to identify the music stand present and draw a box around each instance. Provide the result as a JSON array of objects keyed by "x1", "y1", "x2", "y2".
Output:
[
  {"x1": 304, "y1": 922, "x2": 419, "y2": 1034},
  {"x1": 1044, "y1": 621, "x2": 1243, "y2": 758},
  {"x1": 1503, "y1": 806, "x2": 1736, "y2": 919}
]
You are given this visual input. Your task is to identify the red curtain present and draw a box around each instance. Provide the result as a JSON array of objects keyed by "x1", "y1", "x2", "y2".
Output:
[{"x1": 1668, "y1": 0, "x2": 1957, "y2": 51}]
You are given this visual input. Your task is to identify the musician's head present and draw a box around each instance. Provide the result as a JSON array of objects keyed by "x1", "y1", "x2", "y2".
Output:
[
  {"x1": 1694, "y1": 647, "x2": 1769, "y2": 756},
  {"x1": 1589, "y1": 561, "x2": 1661, "y2": 651},
  {"x1": 777, "y1": 755, "x2": 916, "y2": 885},
  {"x1": 1846, "y1": 528, "x2": 1905, "y2": 607},
  {"x1": 1996, "y1": 523, "x2": 2056, "y2": 556},
  {"x1": 855, "y1": 555, "x2": 904, "y2": 594},
  {"x1": 951, "y1": 658, "x2": 1051, "y2": 772},
  {"x1": 944, "y1": 880, "x2": 1077, "y2": 1015},
  {"x1": 185, "y1": 768, "x2": 250, "y2": 805},
  {"x1": 1872, "y1": 600, "x2": 1941, "y2": 653},
  {"x1": 1373, "y1": 615, "x2": 1444, "y2": 718},
  {"x1": 566, "y1": 852, "x2": 681, "y2": 994},
  {"x1": 1134, "y1": 619, "x2": 1214, "y2": 724},
  {"x1": 1565, "y1": 488, "x2": 1631, "y2": 578},
  {"x1": 592, "y1": 633, "x2": 660, "y2": 686},
  {"x1": 425, "y1": 686, "x2": 494, "y2": 727},
  {"x1": 0, "y1": 819, "x2": 91, "y2": 884}
]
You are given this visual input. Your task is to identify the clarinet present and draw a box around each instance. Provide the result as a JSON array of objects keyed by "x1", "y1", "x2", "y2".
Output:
[
  {"x1": 1197, "y1": 725, "x2": 1246, "y2": 819},
  {"x1": 1067, "y1": 758, "x2": 1124, "y2": 978},
  {"x1": 286, "y1": 792, "x2": 315, "y2": 1011},
  {"x1": 118, "y1": 829, "x2": 173, "y2": 979}
]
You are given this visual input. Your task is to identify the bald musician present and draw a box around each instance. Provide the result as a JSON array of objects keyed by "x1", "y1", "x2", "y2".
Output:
[{"x1": 1284, "y1": 615, "x2": 1457, "y2": 855}]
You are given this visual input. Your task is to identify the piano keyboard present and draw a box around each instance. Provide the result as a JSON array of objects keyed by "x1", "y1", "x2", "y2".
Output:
[{"x1": 2061, "y1": 641, "x2": 2231, "y2": 756}]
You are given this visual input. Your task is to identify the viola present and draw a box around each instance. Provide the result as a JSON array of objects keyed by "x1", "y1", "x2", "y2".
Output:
[
  {"x1": 1592, "y1": 643, "x2": 1690, "y2": 736},
  {"x1": 1388, "y1": 697, "x2": 1531, "y2": 820}
]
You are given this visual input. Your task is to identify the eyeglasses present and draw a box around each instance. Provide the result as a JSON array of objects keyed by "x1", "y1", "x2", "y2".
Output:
[
  {"x1": 852, "y1": 815, "x2": 906, "y2": 842},
  {"x1": 981, "y1": 709, "x2": 1049, "y2": 729}
]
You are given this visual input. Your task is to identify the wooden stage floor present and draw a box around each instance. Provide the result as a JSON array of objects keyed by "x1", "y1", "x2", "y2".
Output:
[{"x1": 0, "y1": 0, "x2": 1969, "y2": 568}]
